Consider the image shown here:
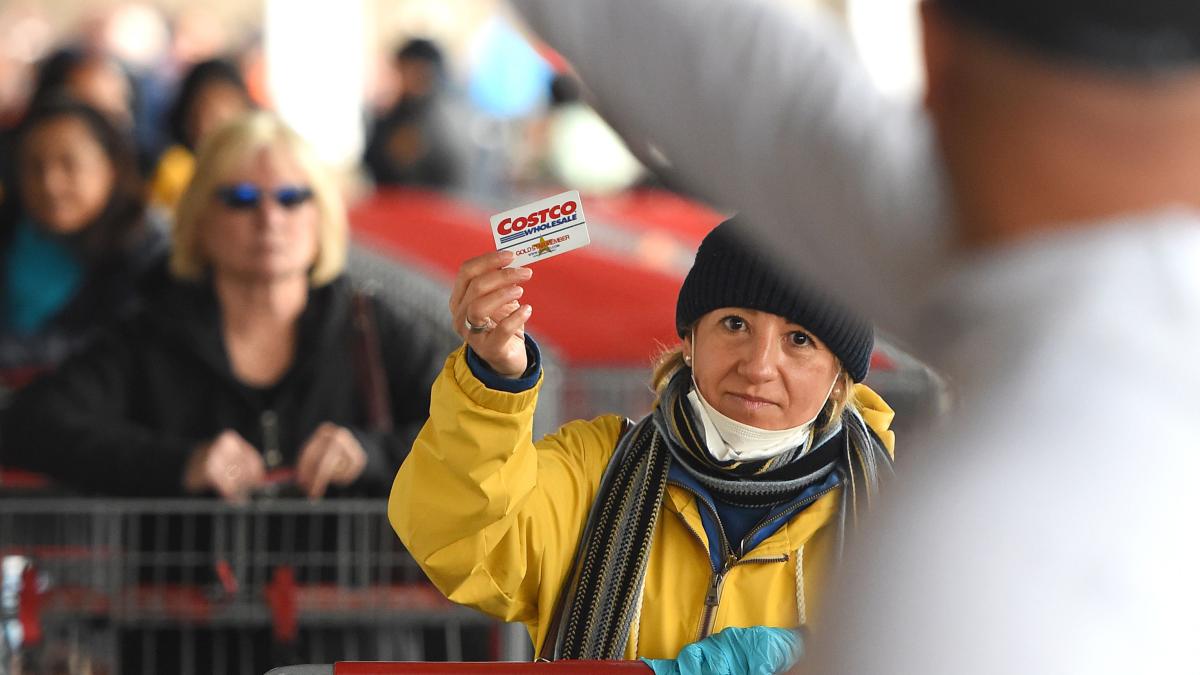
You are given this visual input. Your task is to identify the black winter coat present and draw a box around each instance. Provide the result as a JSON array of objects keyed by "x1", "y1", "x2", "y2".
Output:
[{"x1": 1, "y1": 274, "x2": 446, "y2": 497}]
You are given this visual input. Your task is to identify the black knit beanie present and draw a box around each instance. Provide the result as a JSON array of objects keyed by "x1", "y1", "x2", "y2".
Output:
[{"x1": 676, "y1": 218, "x2": 874, "y2": 382}]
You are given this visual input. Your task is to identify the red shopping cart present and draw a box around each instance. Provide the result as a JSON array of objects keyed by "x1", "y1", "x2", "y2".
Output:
[{"x1": 1, "y1": 497, "x2": 517, "y2": 675}]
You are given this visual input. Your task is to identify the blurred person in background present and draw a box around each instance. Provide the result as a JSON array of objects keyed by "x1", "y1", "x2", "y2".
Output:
[
  {"x1": 363, "y1": 37, "x2": 469, "y2": 191},
  {"x1": 0, "y1": 98, "x2": 164, "y2": 380},
  {"x1": 28, "y1": 47, "x2": 135, "y2": 132},
  {"x1": 519, "y1": 73, "x2": 646, "y2": 194},
  {"x1": 28, "y1": 42, "x2": 178, "y2": 175},
  {"x1": 149, "y1": 58, "x2": 255, "y2": 211},
  {"x1": 511, "y1": 0, "x2": 1200, "y2": 673},
  {"x1": 390, "y1": 217, "x2": 894, "y2": 670},
  {"x1": 0, "y1": 47, "x2": 139, "y2": 204},
  {"x1": 0, "y1": 46, "x2": 138, "y2": 199},
  {"x1": 92, "y1": 3, "x2": 176, "y2": 166},
  {"x1": 2, "y1": 111, "x2": 443, "y2": 501},
  {"x1": 542, "y1": 74, "x2": 644, "y2": 193}
]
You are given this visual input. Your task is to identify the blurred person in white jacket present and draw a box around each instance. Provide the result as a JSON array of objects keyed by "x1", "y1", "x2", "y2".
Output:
[{"x1": 508, "y1": 0, "x2": 1200, "y2": 672}]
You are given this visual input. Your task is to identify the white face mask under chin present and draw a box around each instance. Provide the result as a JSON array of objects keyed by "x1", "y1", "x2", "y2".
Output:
[{"x1": 686, "y1": 374, "x2": 838, "y2": 463}]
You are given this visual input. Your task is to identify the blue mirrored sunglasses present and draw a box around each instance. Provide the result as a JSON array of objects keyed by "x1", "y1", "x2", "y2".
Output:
[{"x1": 215, "y1": 183, "x2": 315, "y2": 210}]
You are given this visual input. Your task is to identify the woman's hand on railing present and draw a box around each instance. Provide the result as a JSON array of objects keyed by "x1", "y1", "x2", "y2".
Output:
[
  {"x1": 183, "y1": 429, "x2": 267, "y2": 502},
  {"x1": 295, "y1": 422, "x2": 367, "y2": 500},
  {"x1": 450, "y1": 250, "x2": 534, "y2": 379}
]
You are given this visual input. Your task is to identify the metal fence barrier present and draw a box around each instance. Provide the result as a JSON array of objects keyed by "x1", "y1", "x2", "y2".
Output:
[{"x1": 0, "y1": 498, "x2": 518, "y2": 675}]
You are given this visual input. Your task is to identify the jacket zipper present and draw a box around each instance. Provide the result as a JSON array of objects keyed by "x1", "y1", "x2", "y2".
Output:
[
  {"x1": 669, "y1": 482, "x2": 789, "y2": 639},
  {"x1": 670, "y1": 509, "x2": 729, "y2": 640},
  {"x1": 261, "y1": 410, "x2": 281, "y2": 468},
  {"x1": 668, "y1": 481, "x2": 731, "y2": 562},
  {"x1": 665, "y1": 483, "x2": 731, "y2": 639},
  {"x1": 700, "y1": 553, "x2": 735, "y2": 638},
  {"x1": 692, "y1": 537, "x2": 790, "y2": 639},
  {"x1": 736, "y1": 481, "x2": 841, "y2": 557},
  {"x1": 670, "y1": 479, "x2": 838, "y2": 639}
]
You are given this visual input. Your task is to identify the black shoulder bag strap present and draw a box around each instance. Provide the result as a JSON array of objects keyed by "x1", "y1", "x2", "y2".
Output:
[{"x1": 351, "y1": 287, "x2": 394, "y2": 432}]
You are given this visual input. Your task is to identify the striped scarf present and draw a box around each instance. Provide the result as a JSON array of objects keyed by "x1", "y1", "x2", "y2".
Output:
[{"x1": 544, "y1": 369, "x2": 892, "y2": 660}]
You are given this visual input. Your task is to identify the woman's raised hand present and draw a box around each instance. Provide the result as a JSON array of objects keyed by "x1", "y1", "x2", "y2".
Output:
[{"x1": 450, "y1": 250, "x2": 533, "y2": 378}]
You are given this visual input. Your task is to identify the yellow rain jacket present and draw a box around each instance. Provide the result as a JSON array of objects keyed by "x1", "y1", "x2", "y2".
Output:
[{"x1": 389, "y1": 346, "x2": 895, "y2": 659}]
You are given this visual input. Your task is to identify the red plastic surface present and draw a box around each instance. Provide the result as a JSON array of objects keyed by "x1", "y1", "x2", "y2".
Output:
[
  {"x1": 0, "y1": 467, "x2": 51, "y2": 489},
  {"x1": 266, "y1": 565, "x2": 298, "y2": 642},
  {"x1": 583, "y1": 189, "x2": 724, "y2": 247},
  {"x1": 18, "y1": 565, "x2": 42, "y2": 645},
  {"x1": 335, "y1": 661, "x2": 652, "y2": 674},
  {"x1": 350, "y1": 189, "x2": 685, "y2": 366}
]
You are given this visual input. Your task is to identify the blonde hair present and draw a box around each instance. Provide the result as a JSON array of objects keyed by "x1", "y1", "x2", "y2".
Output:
[
  {"x1": 170, "y1": 110, "x2": 347, "y2": 285},
  {"x1": 652, "y1": 345, "x2": 858, "y2": 434}
]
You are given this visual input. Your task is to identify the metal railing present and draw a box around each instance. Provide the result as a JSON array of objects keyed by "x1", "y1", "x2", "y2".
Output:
[{"x1": 0, "y1": 498, "x2": 517, "y2": 675}]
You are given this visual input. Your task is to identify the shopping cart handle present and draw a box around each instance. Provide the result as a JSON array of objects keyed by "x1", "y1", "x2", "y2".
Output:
[{"x1": 266, "y1": 662, "x2": 653, "y2": 675}]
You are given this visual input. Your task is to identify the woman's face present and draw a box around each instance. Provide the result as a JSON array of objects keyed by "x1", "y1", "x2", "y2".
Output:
[
  {"x1": 684, "y1": 307, "x2": 842, "y2": 430},
  {"x1": 19, "y1": 116, "x2": 116, "y2": 235},
  {"x1": 200, "y1": 145, "x2": 320, "y2": 283},
  {"x1": 186, "y1": 81, "x2": 250, "y2": 148}
]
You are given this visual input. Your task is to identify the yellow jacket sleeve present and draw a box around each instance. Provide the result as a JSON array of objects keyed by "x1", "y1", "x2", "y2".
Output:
[{"x1": 389, "y1": 346, "x2": 624, "y2": 628}]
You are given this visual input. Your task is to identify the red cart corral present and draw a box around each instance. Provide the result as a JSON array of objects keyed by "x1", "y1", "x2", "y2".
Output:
[{"x1": 0, "y1": 497, "x2": 518, "y2": 674}]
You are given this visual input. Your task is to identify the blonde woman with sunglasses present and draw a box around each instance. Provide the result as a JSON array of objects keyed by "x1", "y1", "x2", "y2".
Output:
[{"x1": 4, "y1": 111, "x2": 444, "y2": 504}]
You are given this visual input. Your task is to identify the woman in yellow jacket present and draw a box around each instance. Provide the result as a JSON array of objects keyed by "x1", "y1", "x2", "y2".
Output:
[
  {"x1": 149, "y1": 59, "x2": 254, "y2": 212},
  {"x1": 390, "y1": 218, "x2": 895, "y2": 666}
]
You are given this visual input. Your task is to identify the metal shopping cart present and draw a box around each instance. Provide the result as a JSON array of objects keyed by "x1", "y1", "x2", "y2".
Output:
[{"x1": 0, "y1": 496, "x2": 517, "y2": 675}]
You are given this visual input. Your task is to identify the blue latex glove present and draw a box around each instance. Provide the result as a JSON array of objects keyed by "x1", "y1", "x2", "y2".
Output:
[{"x1": 642, "y1": 626, "x2": 804, "y2": 675}]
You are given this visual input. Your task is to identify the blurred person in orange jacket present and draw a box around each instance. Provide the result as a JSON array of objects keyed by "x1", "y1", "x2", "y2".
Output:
[{"x1": 149, "y1": 58, "x2": 255, "y2": 211}]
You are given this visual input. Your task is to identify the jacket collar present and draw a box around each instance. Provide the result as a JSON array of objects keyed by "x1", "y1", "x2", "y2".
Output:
[
  {"x1": 141, "y1": 272, "x2": 352, "y2": 386},
  {"x1": 665, "y1": 469, "x2": 843, "y2": 560}
]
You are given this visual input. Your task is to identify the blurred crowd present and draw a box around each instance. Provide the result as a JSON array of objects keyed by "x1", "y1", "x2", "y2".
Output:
[
  {"x1": 0, "y1": 0, "x2": 662, "y2": 566},
  {"x1": 0, "y1": 2, "x2": 650, "y2": 200},
  {"x1": 0, "y1": 2, "x2": 650, "y2": 393},
  {"x1": 0, "y1": 4, "x2": 624, "y2": 672},
  {"x1": 7, "y1": 0, "x2": 1199, "y2": 674}
]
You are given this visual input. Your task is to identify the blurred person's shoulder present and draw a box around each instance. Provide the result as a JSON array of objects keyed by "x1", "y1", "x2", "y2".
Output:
[{"x1": 120, "y1": 267, "x2": 219, "y2": 339}]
